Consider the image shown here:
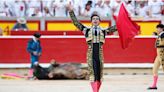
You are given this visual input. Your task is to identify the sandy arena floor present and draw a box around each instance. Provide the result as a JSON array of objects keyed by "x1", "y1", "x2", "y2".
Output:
[
  {"x1": 0, "y1": 68, "x2": 164, "y2": 92},
  {"x1": 0, "y1": 75, "x2": 164, "y2": 92}
]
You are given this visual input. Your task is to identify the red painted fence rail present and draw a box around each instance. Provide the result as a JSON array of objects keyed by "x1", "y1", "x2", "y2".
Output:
[{"x1": 0, "y1": 36, "x2": 156, "y2": 64}]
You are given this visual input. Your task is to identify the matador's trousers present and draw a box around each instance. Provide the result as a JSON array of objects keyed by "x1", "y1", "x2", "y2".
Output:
[{"x1": 87, "y1": 43, "x2": 103, "y2": 81}]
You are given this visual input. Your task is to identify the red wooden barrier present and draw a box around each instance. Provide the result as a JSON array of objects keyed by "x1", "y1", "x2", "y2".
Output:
[{"x1": 0, "y1": 36, "x2": 156, "y2": 64}]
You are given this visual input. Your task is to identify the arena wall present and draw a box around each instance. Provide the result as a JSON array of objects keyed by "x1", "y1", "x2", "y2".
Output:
[
  {"x1": 0, "y1": 36, "x2": 156, "y2": 65},
  {"x1": 0, "y1": 18, "x2": 161, "y2": 35}
]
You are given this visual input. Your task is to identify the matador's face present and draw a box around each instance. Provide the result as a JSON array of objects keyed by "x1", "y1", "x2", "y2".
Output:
[
  {"x1": 91, "y1": 16, "x2": 100, "y2": 26},
  {"x1": 156, "y1": 27, "x2": 163, "y2": 34}
]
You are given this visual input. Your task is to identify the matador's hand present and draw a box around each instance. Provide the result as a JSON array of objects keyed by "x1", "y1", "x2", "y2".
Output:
[{"x1": 67, "y1": 3, "x2": 73, "y2": 12}]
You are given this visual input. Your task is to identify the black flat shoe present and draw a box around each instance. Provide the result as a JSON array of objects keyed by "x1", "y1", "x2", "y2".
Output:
[{"x1": 147, "y1": 87, "x2": 157, "y2": 90}]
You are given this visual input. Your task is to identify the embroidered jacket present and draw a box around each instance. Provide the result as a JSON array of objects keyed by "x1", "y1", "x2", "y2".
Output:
[{"x1": 69, "y1": 11, "x2": 117, "y2": 44}]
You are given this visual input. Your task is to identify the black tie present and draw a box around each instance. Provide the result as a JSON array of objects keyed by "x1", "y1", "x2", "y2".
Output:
[{"x1": 95, "y1": 27, "x2": 97, "y2": 36}]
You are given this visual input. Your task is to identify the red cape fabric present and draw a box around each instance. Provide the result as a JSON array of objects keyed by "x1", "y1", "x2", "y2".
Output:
[{"x1": 116, "y1": 3, "x2": 140, "y2": 49}]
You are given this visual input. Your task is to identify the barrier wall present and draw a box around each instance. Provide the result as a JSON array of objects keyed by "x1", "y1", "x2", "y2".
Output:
[
  {"x1": 0, "y1": 18, "x2": 161, "y2": 35},
  {"x1": 0, "y1": 20, "x2": 40, "y2": 31},
  {"x1": 136, "y1": 21, "x2": 160, "y2": 35},
  {"x1": 46, "y1": 20, "x2": 110, "y2": 31},
  {"x1": 0, "y1": 36, "x2": 156, "y2": 64}
]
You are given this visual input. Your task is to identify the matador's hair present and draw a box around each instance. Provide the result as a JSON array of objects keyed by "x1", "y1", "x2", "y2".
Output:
[
  {"x1": 90, "y1": 13, "x2": 101, "y2": 21},
  {"x1": 156, "y1": 24, "x2": 164, "y2": 31},
  {"x1": 156, "y1": 24, "x2": 164, "y2": 28}
]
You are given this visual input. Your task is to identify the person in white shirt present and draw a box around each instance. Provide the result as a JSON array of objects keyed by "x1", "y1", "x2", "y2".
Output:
[
  {"x1": 43, "y1": 7, "x2": 52, "y2": 17},
  {"x1": 101, "y1": 0, "x2": 112, "y2": 17},
  {"x1": 162, "y1": 0, "x2": 164, "y2": 15},
  {"x1": 67, "y1": 0, "x2": 82, "y2": 16},
  {"x1": 0, "y1": 0, "x2": 7, "y2": 16},
  {"x1": 136, "y1": 1, "x2": 150, "y2": 18},
  {"x1": 14, "y1": 0, "x2": 26, "y2": 17},
  {"x1": 148, "y1": 0, "x2": 163, "y2": 18},
  {"x1": 80, "y1": 0, "x2": 94, "y2": 9},
  {"x1": 31, "y1": 7, "x2": 43, "y2": 17},
  {"x1": 83, "y1": 0, "x2": 97, "y2": 9},
  {"x1": 26, "y1": 0, "x2": 42, "y2": 17},
  {"x1": 53, "y1": 0, "x2": 67, "y2": 17},
  {"x1": 81, "y1": 3, "x2": 93, "y2": 17},
  {"x1": 6, "y1": 0, "x2": 15, "y2": 16},
  {"x1": 42, "y1": 0, "x2": 54, "y2": 16},
  {"x1": 42, "y1": 0, "x2": 55, "y2": 16},
  {"x1": 111, "y1": 0, "x2": 122, "y2": 16},
  {"x1": 125, "y1": 0, "x2": 135, "y2": 17},
  {"x1": 93, "y1": 0, "x2": 104, "y2": 17},
  {"x1": 8, "y1": 0, "x2": 26, "y2": 17}
]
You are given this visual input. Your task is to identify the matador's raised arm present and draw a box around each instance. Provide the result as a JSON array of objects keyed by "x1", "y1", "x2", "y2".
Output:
[
  {"x1": 105, "y1": 25, "x2": 117, "y2": 34},
  {"x1": 69, "y1": 10, "x2": 86, "y2": 31}
]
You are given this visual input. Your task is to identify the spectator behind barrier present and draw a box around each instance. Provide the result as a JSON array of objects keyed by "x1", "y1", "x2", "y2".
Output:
[
  {"x1": 162, "y1": 3, "x2": 164, "y2": 15},
  {"x1": 0, "y1": 0, "x2": 163, "y2": 18},
  {"x1": 81, "y1": 2, "x2": 93, "y2": 17},
  {"x1": 148, "y1": 0, "x2": 163, "y2": 18},
  {"x1": 12, "y1": 18, "x2": 28, "y2": 31}
]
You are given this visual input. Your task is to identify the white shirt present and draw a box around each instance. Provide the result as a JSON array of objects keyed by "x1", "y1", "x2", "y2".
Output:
[
  {"x1": 137, "y1": 5, "x2": 149, "y2": 18},
  {"x1": 93, "y1": 5, "x2": 104, "y2": 16},
  {"x1": 43, "y1": 12, "x2": 52, "y2": 17},
  {"x1": 102, "y1": 3, "x2": 112, "y2": 17},
  {"x1": 0, "y1": 1, "x2": 6, "y2": 16},
  {"x1": 148, "y1": 1, "x2": 163, "y2": 17},
  {"x1": 12, "y1": 1, "x2": 26, "y2": 17},
  {"x1": 81, "y1": 7, "x2": 94, "y2": 17},
  {"x1": 31, "y1": 8, "x2": 43, "y2": 17},
  {"x1": 26, "y1": 0, "x2": 42, "y2": 17},
  {"x1": 126, "y1": 3, "x2": 135, "y2": 17},
  {"x1": 53, "y1": 0, "x2": 67, "y2": 17},
  {"x1": 67, "y1": 0, "x2": 82, "y2": 16},
  {"x1": 111, "y1": 1, "x2": 121, "y2": 16}
]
